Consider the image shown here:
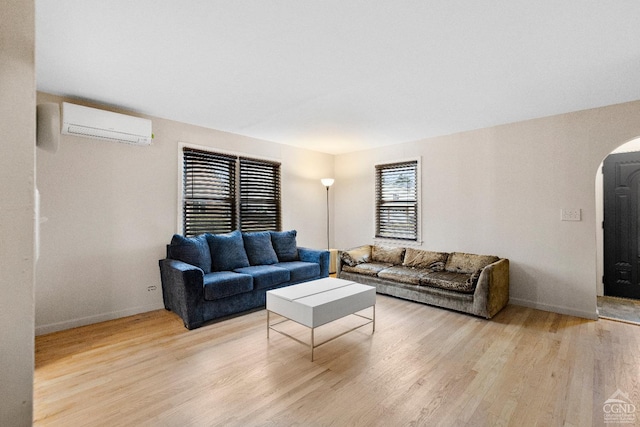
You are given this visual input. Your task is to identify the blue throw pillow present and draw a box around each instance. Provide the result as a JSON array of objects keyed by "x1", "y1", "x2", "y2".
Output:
[
  {"x1": 242, "y1": 232, "x2": 279, "y2": 266},
  {"x1": 169, "y1": 234, "x2": 212, "y2": 273},
  {"x1": 206, "y1": 230, "x2": 251, "y2": 272},
  {"x1": 270, "y1": 230, "x2": 299, "y2": 262}
]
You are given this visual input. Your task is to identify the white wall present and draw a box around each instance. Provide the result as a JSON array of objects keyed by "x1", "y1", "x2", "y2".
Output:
[
  {"x1": 33, "y1": 92, "x2": 640, "y2": 328},
  {"x1": 334, "y1": 101, "x2": 640, "y2": 319},
  {"x1": 0, "y1": 1, "x2": 35, "y2": 425},
  {"x1": 35, "y1": 92, "x2": 334, "y2": 334}
]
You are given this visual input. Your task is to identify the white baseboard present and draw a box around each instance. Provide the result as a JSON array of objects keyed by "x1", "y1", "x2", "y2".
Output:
[
  {"x1": 509, "y1": 297, "x2": 598, "y2": 320},
  {"x1": 35, "y1": 303, "x2": 165, "y2": 336}
]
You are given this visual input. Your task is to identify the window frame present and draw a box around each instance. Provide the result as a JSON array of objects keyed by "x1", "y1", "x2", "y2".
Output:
[
  {"x1": 178, "y1": 143, "x2": 281, "y2": 236},
  {"x1": 374, "y1": 157, "x2": 421, "y2": 244}
]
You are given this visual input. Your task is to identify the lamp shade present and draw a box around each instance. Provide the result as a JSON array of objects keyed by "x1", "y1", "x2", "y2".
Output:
[{"x1": 321, "y1": 178, "x2": 335, "y2": 187}]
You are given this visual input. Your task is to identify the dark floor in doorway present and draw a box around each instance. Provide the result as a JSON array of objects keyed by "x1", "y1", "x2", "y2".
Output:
[{"x1": 597, "y1": 296, "x2": 640, "y2": 325}]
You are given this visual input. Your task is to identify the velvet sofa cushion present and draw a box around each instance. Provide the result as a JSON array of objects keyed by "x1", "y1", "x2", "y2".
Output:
[
  {"x1": 206, "y1": 230, "x2": 250, "y2": 272},
  {"x1": 341, "y1": 262, "x2": 393, "y2": 276},
  {"x1": 371, "y1": 245, "x2": 405, "y2": 265},
  {"x1": 341, "y1": 245, "x2": 372, "y2": 266},
  {"x1": 168, "y1": 234, "x2": 212, "y2": 273},
  {"x1": 420, "y1": 271, "x2": 477, "y2": 293},
  {"x1": 445, "y1": 252, "x2": 499, "y2": 274},
  {"x1": 242, "y1": 231, "x2": 279, "y2": 265},
  {"x1": 234, "y1": 265, "x2": 290, "y2": 290},
  {"x1": 378, "y1": 265, "x2": 429, "y2": 285},
  {"x1": 203, "y1": 271, "x2": 253, "y2": 300},
  {"x1": 274, "y1": 261, "x2": 320, "y2": 282},
  {"x1": 270, "y1": 230, "x2": 299, "y2": 262},
  {"x1": 403, "y1": 248, "x2": 448, "y2": 271}
]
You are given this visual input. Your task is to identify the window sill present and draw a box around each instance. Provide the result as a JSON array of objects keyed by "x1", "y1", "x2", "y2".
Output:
[{"x1": 373, "y1": 237, "x2": 423, "y2": 248}]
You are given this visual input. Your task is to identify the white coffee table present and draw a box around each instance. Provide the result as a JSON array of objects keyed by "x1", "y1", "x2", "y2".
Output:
[{"x1": 266, "y1": 277, "x2": 376, "y2": 361}]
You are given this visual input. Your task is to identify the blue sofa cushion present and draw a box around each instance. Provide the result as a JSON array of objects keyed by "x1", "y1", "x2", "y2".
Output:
[
  {"x1": 270, "y1": 230, "x2": 299, "y2": 262},
  {"x1": 207, "y1": 230, "x2": 250, "y2": 272},
  {"x1": 242, "y1": 231, "x2": 279, "y2": 266},
  {"x1": 234, "y1": 265, "x2": 290, "y2": 290},
  {"x1": 168, "y1": 234, "x2": 212, "y2": 273},
  {"x1": 203, "y1": 271, "x2": 253, "y2": 301},
  {"x1": 274, "y1": 261, "x2": 321, "y2": 282}
]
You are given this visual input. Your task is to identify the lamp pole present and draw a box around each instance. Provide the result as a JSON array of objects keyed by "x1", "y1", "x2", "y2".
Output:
[
  {"x1": 320, "y1": 178, "x2": 334, "y2": 251},
  {"x1": 325, "y1": 185, "x2": 330, "y2": 250}
]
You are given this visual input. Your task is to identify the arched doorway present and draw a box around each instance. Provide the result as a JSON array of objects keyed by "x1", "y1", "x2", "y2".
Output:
[{"x1": 596, "y1": 137, "x2": 640, "y2": 323}]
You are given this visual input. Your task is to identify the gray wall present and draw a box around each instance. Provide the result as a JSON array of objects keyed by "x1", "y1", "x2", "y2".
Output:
[{"x1": 0, "y1": 0, "x2": 35, "y2": 425}]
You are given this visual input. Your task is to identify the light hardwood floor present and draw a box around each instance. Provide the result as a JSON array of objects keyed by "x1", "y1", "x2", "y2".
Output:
[{"x1": 34, "y1": 295, "x2": 640, "y2": 426}]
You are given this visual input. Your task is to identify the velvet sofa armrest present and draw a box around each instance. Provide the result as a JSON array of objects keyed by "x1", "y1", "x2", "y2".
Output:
[
  {"x1": 337, "y1": 250, "x2": 344, "y2": 275},
  {"x1": 298, "y1": 247, "x2": 330, "y2": 278},
  {"x1": 158, "y1": 259, "x2": 205, "y2": 329},
  {"x1": 337, "y1": 245, "x2": 372, "y2": 276},
  {"x1": 473, "y1": 258, "x2": 509, "y2": 318}
]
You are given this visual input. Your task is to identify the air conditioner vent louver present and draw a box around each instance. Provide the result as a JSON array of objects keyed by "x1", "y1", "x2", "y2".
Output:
[
  {"x1": 65, "y1": 125, "x2": 149, "y2": 144},
  {"x1": 62, "y1": 102, "x2": 152, "y2": 145}
]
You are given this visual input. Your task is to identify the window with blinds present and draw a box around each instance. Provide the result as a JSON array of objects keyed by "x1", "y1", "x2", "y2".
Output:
[
  {"x1": 239, "y1": 157, "x2": 281, "y2": 232},
  {"x1": 182, "y1": 147, "x2": 281, "y2": 236},
  {"x1": 375, "y1": 160, "x2": 419, "y2": 241}
]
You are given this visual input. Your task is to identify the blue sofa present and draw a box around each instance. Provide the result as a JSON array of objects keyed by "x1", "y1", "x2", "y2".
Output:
[{"x1": 159, "y1": 229, "x2": 329, "y2": 329}]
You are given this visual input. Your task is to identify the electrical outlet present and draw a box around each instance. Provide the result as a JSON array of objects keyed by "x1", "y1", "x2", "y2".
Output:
[
  {"x1": 561, "y1": 208, "x2": 581, "y2": 221},
  {"x1": 147, "y1": 285, "x2": 157, "y2": 292}
]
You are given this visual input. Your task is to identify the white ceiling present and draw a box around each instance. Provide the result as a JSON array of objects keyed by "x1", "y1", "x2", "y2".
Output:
[{"x1": 35, "y1": 1, "x2": 640, "y2": 155}]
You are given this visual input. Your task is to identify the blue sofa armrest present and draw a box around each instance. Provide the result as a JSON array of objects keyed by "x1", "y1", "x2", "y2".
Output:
[
  {"x1": 158, "y1": 258, "x2": 205, "y2": 329},
  {"x1": 298, "y1": 247, "x2": 330, "y2": 278}
]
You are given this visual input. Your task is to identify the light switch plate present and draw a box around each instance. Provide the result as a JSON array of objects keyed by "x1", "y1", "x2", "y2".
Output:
[{"x1": 561, "y1": 208, "x2": 581, "y2": 221}]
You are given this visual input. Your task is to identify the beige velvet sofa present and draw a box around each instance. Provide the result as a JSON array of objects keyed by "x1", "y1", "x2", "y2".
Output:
[{"x1": 337, "y1": 245, "x2": 509, "y2": 319}]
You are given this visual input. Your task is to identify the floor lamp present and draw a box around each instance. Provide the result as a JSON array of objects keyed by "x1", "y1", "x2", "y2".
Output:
[{"x1": 321, "y1": 178, "x2": 334, "y2": 251}]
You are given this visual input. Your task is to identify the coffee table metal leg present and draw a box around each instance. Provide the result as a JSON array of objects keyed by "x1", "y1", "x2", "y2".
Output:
[
  {"x1": 267, "y1": 303, "x2": 375, "y2": 362},
  {"x1": 311, "y1": 328, "x2": 315, "y2": 361},
  {"x1": 371, "y1": 304, "x2": 376, "y2": 334}
]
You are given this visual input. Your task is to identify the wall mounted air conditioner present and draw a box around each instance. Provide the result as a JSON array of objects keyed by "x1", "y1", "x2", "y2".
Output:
[{"x1": 61, "y1": 102, "x2": 152, "y2": 145}]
